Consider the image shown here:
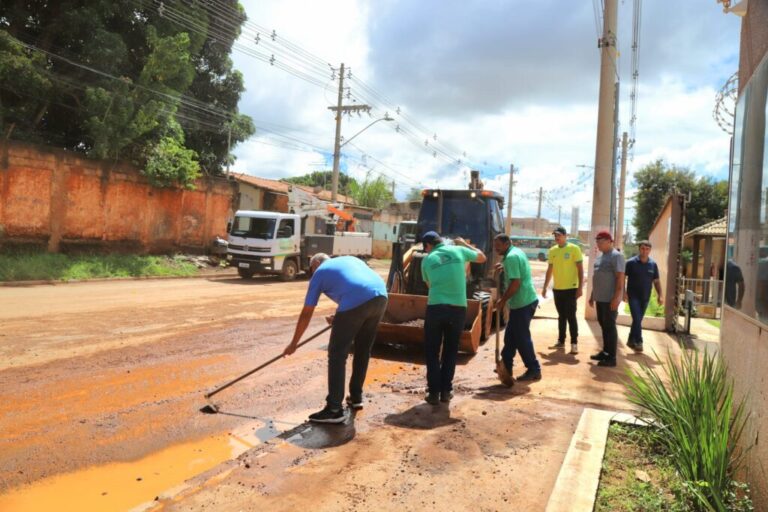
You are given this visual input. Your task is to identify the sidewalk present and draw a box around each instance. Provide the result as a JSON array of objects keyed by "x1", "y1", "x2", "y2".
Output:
[{"x1": 153, "y1": 296, "x2": 681, "y2": 512}]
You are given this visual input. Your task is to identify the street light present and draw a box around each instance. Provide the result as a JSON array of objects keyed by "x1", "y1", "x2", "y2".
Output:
[
  {"x1": 331, "y1": 115, "x2": 394, "y2": 201},
  {"x1": 340, "y1": 115, "x2": 394, "y2": 148}
]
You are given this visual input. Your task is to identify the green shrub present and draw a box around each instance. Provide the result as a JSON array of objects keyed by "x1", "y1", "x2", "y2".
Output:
[{"x1": 625, "y1": 350, "x2": 752, "y2": 511}]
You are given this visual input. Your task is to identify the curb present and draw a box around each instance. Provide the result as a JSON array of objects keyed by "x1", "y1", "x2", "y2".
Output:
[{"x1": 0, "y1": 270, "x2": 238, "y2": 287}]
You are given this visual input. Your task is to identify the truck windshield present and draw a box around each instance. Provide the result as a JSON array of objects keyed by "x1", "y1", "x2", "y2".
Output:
[
  {"x1": 231, "y1": 217, "x2": 276, "y2": 239},
  {"x1": 419, "y1": 197, "x2": 489, "y2": 252}
]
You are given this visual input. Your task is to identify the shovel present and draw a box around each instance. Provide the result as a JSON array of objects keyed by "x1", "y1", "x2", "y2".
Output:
[
  {"x1": 202, "y1": 324, "x2": 332, "y2": 413},
  {"x1": 495, "y1": 279, "x2": 513, "y2": 387}
]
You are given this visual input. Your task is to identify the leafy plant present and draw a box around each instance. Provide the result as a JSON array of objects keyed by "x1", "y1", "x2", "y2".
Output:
[{"x1": 625, "y1": 350, "x2": 752, "y2": 511}]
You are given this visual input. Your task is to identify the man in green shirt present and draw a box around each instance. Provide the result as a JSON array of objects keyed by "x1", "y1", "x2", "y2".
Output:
[
  {"x1": 494, "y1": 234, "x2": 542, "y2": 382},
  {"x1": 421, "y1": 231, "x2": 487, "y2": 405},
  {"x1": 541, "y1": 226, "x2": 584, "y2": 354}
]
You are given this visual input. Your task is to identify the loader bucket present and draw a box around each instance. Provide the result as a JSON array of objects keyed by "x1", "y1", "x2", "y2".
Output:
[{"x1": 375, "y1": 293, "x2": 482, "y2": 354}]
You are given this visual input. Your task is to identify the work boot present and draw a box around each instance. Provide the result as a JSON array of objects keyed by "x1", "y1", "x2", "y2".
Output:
[
  {"x1": 425, "y1": 392, "x2": 440, "y2": 405},
  {"x1": 517, "y1": 369, "x2": 542, "y2": 382},
  {"x1": 597, "y1": 358, "x2": 617, "y2": 367},
  {"x1": 346, "y1": 395, "x2": 364, "y2": 410},
  {"x1": 590, "y1": 351, "x2": 610, "y2": 361},
  {"x1": 308, "y1": 406, "x2": 345, "y2": 424},
  {"x1": 440, "y1": 390, "x2": 453, "y2": 403}
]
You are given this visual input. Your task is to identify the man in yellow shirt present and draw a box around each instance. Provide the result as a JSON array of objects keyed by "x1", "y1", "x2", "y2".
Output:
[{"x1": 541, "y1": 227, "x2": 584, "y2": 354}]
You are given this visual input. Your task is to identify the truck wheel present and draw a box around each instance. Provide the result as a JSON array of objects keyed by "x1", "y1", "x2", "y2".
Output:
[
  {"x1": 280, "y1": 259, "x2": 298, "y2": 281},
  {"x1": 538, "y1": 252, "x2": 546, "y2": 262},
  {"x1": 238, "y1": 268, "x2": 254, "y2": 279}
]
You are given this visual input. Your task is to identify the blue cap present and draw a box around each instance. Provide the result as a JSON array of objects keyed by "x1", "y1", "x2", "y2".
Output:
[{"x1": 421, "y1": 231, "x2": 442, "y2": 245}]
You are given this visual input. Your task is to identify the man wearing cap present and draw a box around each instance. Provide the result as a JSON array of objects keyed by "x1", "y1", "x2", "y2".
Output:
[
  {"x1": 624, "y1": 240, "x2": 663, "y2": 353},
  {"x1": 589, "y1": 231, "x2": 625, "y2": 367},
  {"x1": 494, "y1": 234, "x2": 542, "y2": 382},
  {"x1": 542, "y1": 227, "x2": 584, "y2": 354},
  {"x1": 283, "y1": 253, "x2": 388, "y2": 423},
  {"x1": 420, "y1": 231, "x2": 486, "y2": 405}
]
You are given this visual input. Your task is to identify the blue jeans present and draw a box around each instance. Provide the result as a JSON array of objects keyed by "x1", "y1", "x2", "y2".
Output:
[
  {"x1": 502, "y1": 300, "x2": 540, "y2": 373},
  {"x1": 424, "y1": 304, "x2": 467, "y2": 394},
  {"x1": 628, "y1": 295, "x2": 649, "y2": 344}
]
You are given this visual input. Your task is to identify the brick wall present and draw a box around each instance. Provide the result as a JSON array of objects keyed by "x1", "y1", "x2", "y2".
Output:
[{"x1": 0, "y1": 141, "x2": 236, "y2": 254}]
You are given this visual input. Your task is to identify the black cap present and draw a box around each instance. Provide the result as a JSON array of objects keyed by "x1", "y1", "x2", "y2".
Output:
[
  {"x1": 553, "y1": 226, "x2": 567, "y2": 236},
  {"x1": 421, "y1": 231, "x2": 442, "y2": 245}
]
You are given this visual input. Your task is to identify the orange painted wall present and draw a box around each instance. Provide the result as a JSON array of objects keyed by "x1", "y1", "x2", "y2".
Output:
[{"x1": 0, "y1": 142, "x2": 235, "y2": 253}]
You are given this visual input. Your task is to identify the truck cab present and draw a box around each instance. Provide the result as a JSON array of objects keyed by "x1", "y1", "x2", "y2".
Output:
[{"x1": 227, "y1": 211, "x2": 302, "y2": 281}]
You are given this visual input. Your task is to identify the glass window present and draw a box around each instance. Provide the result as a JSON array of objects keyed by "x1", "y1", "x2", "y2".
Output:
[
  {"x1": 727, "y1": 50, "x2": 768, "y2": 323},
  {"x1": 277, "y1": 219, "x2": 295, "y2": 239},
  {"x1": 231, "y1": 216, "x2": 276, "y2": 239}
]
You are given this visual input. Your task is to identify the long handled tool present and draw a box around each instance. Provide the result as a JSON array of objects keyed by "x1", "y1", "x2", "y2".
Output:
[
  {"x1": 495, "y1": 277, "x2": 513, "y2": 387},
  {"x1": 202, "y1": 324, "x2": 332, "y2": 414}
]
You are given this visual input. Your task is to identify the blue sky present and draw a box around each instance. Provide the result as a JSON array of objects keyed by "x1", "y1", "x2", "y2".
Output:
[{"x1": 227, "y1": 0, "x2": 741, "y2": 231}]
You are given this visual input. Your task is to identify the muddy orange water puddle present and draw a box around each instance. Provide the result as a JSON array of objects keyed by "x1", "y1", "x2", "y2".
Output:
[{"x1": 0, "y1": 420, "x2": 281, "y2": 512}]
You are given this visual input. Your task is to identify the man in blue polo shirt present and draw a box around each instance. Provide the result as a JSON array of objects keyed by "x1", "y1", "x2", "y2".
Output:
[
  {"x1": 624, "y1": 240, "x2": 663, "y2": 353},
  {"x1": 283, "y1": 254, "x2": 388, "y2": 423}
]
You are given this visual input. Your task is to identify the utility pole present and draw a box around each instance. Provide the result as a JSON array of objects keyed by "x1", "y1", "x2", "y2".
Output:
[
  {"x1": 537, "y1": 187, "x2": 543, "y2": 219},
  {"x1": 616, "y1": 132, "x2": 629, "y2": 250},
  {"x1": 558, "y1": 206, "x2": 562, "y2": 225},
  {"x1": 571, "y1": 206, "x2": 579, "y2": 237},
  {"x1": 587, "y1": 0, "x2": 619, "y2": 319},
  {"x1": 329, "y1": 63, "x2": 371, "y2": 203},
  {"x1": 505, "y1": 164, "x2": 516, "y2": 235},
  {"x1": 391, "y1": 180, "x2": 395, "y2": 198},
  {"x1": 610, "y1": 83, "x2": 620, "y2": 235},
  {"x1": 226, "y1": 125, "x2": 232, "y2": 177}
]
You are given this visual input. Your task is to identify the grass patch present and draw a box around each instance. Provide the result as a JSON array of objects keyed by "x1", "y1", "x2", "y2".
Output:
[
  {"x1": 624, "y1": 289, "x2": 665, "y2": 318},
  {"x1": 596, "y1": 422, "x2": 685, "y2": 511},
  {"x1": 706, "y1": 319, "x2": 721, "y2": 328},
  {"x1": 0, "y1": 251, "x2": 198, "y2": 281}
]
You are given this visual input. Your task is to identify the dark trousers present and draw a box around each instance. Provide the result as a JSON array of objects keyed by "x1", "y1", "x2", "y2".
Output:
[
  {"x1": 326, "y1": 295, "x2": 388, "y2": 410},
  {"x1": 628, "y1": 294, "x2": 649, "y2": 344},
  {"x1": 595, "y1": 302, "x2": 618, "y2": 359},
  {"x1": 502, "y1": 300, "x2": 541, "y2": 373},
  {"x1": 553, "y1": 289, "x2": 579, "y2": 343},
  {"x1": 424, "y1": 304, "x2": 466, "y2": 394}
]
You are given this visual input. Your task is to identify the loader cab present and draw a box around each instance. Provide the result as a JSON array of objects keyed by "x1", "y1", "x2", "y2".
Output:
[{"x1": 416, "y1": 189, "x2": 505, "y2": 287}]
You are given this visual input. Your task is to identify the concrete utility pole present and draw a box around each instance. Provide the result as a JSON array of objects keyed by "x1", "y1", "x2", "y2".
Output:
[
  {"x1": 610, "y1": 83, "x2": 620, "y2": 235},
  {"x1": 505, "y1": 164, "x2": 516, "y2": 235},
  {"x1": 616, "y1": 132, "x2": 629, "y2": 250},
  {"x1": 587, "y1": 0, "x2": 619, "y2": 319},
  {"x1": 537, "y1": 187, "x2": 543, "y2": 219},
  {"x1": 329, "y1": 63, "x2": 371, "y2": 203},
  {"x1": 558, "y1": 206, "x2": 562, "y2": 225}
]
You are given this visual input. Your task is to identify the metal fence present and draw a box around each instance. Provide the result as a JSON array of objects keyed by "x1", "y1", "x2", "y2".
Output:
[{"x1": 678, "y1": 277, "x2": 723, "y2": 320}]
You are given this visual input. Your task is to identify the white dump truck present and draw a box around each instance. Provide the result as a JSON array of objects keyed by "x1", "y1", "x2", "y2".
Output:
[{"x1": 227, "y1": 209, "x2": 373, "y2": 280}]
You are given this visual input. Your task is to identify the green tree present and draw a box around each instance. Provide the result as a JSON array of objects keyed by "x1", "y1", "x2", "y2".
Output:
[
  {"x1": 0, "y1": 0, "x2": 254, "y2": 186},
  {"x1": 406, "y1": 187, "x2": 423, "y2": 201},
  {"x1": 632, "y1": 159, "x2": 728, "y2": 239},
  {"x1": 349, "y1": 172, "x2": 395, "y2": 209},
  {"x1": 283, "y1": 170, "x2": 357, "y2": 192}
]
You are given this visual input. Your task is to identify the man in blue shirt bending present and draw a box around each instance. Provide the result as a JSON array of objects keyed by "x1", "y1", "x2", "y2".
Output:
[
  {"x1": 283, "y1": 254, "x2": 388, "y2": 424},
  {"x1": 623, "y1": 241, "x2": 663, "y2": 353}
]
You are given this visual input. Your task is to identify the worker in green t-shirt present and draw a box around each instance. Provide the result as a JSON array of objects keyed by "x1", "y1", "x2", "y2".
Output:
[
  {"x1": 420, "y1": 231, "x2": 486, "y2": 405},
  {"x1": 541, "y1": 226, "x2": 584, "y2": 354},
  {"x1": 494, "y1": 234, "x2": 542, "y2": 382}
]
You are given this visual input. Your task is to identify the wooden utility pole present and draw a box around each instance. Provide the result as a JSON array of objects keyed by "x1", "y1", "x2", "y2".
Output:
[
  {"x1": 329, "y1": 63, "x2": 371, "y2": 202},
  {"x1": 505, "y1": 164, "x2": 516, "y2": 235},
  {"x1": 616, "y1": 132, "x2": 629, "y2": 250}
]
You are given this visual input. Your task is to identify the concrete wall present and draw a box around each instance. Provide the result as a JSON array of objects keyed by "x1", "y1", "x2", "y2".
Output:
[
  {"x1": 0, "y1": 141, "x2": 235, "y2": 253},
  {"x1": 647, "y1": 194, "x2": 684, "y2": 331}
]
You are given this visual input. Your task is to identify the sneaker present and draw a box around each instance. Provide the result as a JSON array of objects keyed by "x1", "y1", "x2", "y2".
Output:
[
  {"x1": 346, "y1": 395, "x2": 364, "y2": 410},
  {"x1": 570, "y1": 343, "x2": 579, "y2": 354},
  {"x1": 425, "y1": 392, "x2": 440, "y2": 405},
  {"x1": 308, "y1": 406, "x2": 345, "y2": 424},
  {"x1": 551, "y1": 341, "x2": 566, "y2": 349},
  {"x1": 597, "y1": 358, "x2": 617, "y2": 367},
  {"x1": 590, "y1": 351, "x2": 610, "y2": 361},
  {"x1": 627, "y1": 339, "x2": 637, "y2": 349},
  {"x1": 440, "y1": 390, "x2": 453, "y2": 403},
  {"x1": 632, "y1": 343, "x2": 644, "y2": 353},
  {"x1": 517, "y1": 369, "x2": 542, "y2": 382}
]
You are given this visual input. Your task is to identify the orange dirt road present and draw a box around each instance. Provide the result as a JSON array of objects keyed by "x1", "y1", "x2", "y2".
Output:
[{"x1": 0, "y1": 260, "x2": 680, "y2": 511}]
